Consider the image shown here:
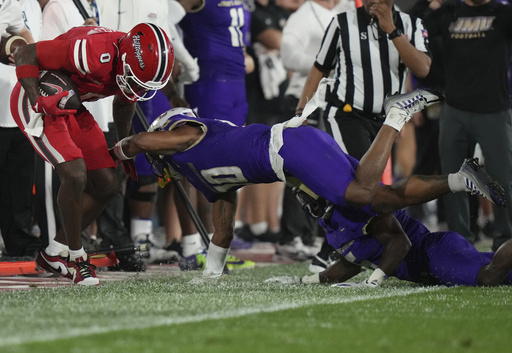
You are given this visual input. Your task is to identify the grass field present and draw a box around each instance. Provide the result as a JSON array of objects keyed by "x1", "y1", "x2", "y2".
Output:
[{"x1": 1, "y1": 262, "x2": 511, "y2": 353}]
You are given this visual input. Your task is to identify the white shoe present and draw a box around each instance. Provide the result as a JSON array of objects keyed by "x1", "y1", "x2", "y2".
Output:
[
  {"x1": 308, "y1": 250, "x2": 340, "y2": 273},
  {"x1": 135, "y1": 234, "x2": 180, "y2": 264},
  {"x1": 275, "y1": 237, "x2": 315, "y2": 261},
  {"x1": 383, "y1": 88, "x2": 444, "y2": 131},
  {"x1": 459, "y1": 157, "x2": 507, "y2": 208}
]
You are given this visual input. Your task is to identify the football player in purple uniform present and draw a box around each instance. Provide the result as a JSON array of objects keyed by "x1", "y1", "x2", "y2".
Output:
[
  {"x1": 179, "y1": 0, "x2": 248, "y2": 126},
  {"x1": 172, "y1": 0, "x2": 251, "y2": 263},
  {"x1": 110, "y1": 88, "x2": 506, "y2": 280},
  {"x1": 280, "y1": 189, "x2": 512, "y2": 288}
]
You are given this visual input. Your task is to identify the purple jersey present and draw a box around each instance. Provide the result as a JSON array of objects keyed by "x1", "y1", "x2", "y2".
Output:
[
  {"x1": 157, "y1": 116, "x2": 279, "y2": 202},
  {"x1": 325, "y1": 208, "x2": 512, "y2": 287},
  {"x1": 150, "y1": 111, "x2": 358, "y2": 207},
  {"x1": 180, "y1": 0, "x2": 248, "y2": 125},
  {"x1": 179, "y1": 0, "x2": 246, "y2": 81}
]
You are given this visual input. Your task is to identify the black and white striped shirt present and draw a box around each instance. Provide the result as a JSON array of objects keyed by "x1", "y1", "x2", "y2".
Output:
[{"x1": 315, "y1": 7, "x2": 430, "y2": 114}]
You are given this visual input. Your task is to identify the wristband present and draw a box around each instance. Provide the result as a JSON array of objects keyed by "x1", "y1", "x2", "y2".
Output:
[
  {"x1": 113, "y1": 138, "x2": 133, "y2": 160},
  {"x1": 16, "y1": 65, "x2": 40, "y2": 80}
]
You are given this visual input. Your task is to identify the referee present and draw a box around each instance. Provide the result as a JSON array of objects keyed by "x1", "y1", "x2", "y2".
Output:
[
  {"x1": 296, "y1": 0, "x2": 431, "y2": 271},
  {"x1": 297, "y1": 0, "x2": 431, "y2": 160}
]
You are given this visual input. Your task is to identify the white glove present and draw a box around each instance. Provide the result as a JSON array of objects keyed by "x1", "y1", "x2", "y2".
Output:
[{"x1": 264, "y1": 276, "x2": 300, "y2": 284}]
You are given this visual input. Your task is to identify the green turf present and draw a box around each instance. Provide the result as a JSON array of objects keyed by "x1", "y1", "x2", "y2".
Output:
[{"x1": 1, "y1": 263, "x2": 511, "y2": 353}]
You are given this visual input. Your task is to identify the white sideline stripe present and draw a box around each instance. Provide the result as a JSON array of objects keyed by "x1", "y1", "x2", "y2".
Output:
[{"x1": 0, "y1": 286, "x2": 447, "y2": 347}]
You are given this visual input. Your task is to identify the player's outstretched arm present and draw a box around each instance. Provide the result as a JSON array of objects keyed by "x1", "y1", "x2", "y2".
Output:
[
  {"x1": 265, "y1": 252, "x2": 363, "y2": 285},
  {"x1": 318, "y1": 256, "x2": 363, "y2": 284},
  {"x1": 113, "y1": 125, "x2": 203, "y2": 161},
  {"x1": 369, "y1": 214, "x2": 411, "y2": 280},
  {"x1": 315, "y1": 214, "x2": 410, "y2": 286}
]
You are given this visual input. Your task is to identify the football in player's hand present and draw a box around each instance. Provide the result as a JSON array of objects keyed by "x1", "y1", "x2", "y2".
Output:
[
  {"x1": 39, "y1": 70, "x2": 82, "y2": 111},
  {"x1": 0, "y1": 33, "x2": 28, "y2": 65}
]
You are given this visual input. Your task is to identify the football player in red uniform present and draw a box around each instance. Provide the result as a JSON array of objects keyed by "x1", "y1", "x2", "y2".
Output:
[{"x1": 10, "y1": 23, "x2": 174, "y2": 285}]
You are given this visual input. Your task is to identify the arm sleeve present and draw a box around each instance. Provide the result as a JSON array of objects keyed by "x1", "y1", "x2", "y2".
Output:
[
  {"x1": 0, "y1": 0, "x2": 25, "y2": 34},
  {"x1": 36, "y1": 40, "x2": 74, "y2": 71}
]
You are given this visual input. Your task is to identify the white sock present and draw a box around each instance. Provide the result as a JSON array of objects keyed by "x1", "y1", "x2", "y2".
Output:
[
  {"x1": 69, "y1": 248, "x2": 86, "y2": 261},
  {"x1": 448, "y1": 173, "x2": 466, "y2": 193},
  {"x1": 182, "y1": 232, "x2": 205, "y2": 257},
  {"x1": 234, "y1": 220, "x2": 244, "y2": 230},
  {"x1": 383, "y1": 107, "x2": 405, "y2": 132},
  {"x1": 131, "y1": 218, "x2": 153, "y2": 243},
  {"x1": 203, "y1": 242, "x2": 229, "y2": 278},
  {"x1": 249, "y1": 221, "x2": 267, "y2": 236},
  {"x1": 46, "y1": 239, "x2": 69, "y2": 257}
]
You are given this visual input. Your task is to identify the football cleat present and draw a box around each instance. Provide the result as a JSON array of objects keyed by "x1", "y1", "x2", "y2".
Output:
[
  {"x1": 135, "y1": 235, "x2": 180, "y2": 264},
  {"x1": 383, "y1": 88, "x2": 444, "y2": 131},
  {"x1": 459, "y1": 157, "x2": 507, "y2": 208},
  {"x1": 275, "y1": 237, "x2": 316, "y2": 261},
  {"x1": 225, "y1": 254, "x2": 255, "y2": 270},
  {"x1": 308, "y1": 250, "x2": 341, "y2": 273},
  {"x1": 35, "y1": 250, "x2": 72, "y2": 279},
  {"x1": 179, "y1": 251, "x2": 254, "y2": 271},
  {"x1": 230, "y1": 236, "x2": 254, "y2": 250},
  {"x1": 67, "y1": 254, "x2": 99, "y2": 286},
  {"x1": 179, "y1": 250, "x2": 206, "y2": 271}
]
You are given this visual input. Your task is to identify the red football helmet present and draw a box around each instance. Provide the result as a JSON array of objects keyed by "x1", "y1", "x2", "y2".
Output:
[{"x1": 116, "y1": 23, "x2": 174, "y2": 101}]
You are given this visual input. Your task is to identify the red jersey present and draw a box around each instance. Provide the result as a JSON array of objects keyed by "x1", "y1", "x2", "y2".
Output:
[{"x1": 36, "y1": 26, "x2": 125, "y2": 102}]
